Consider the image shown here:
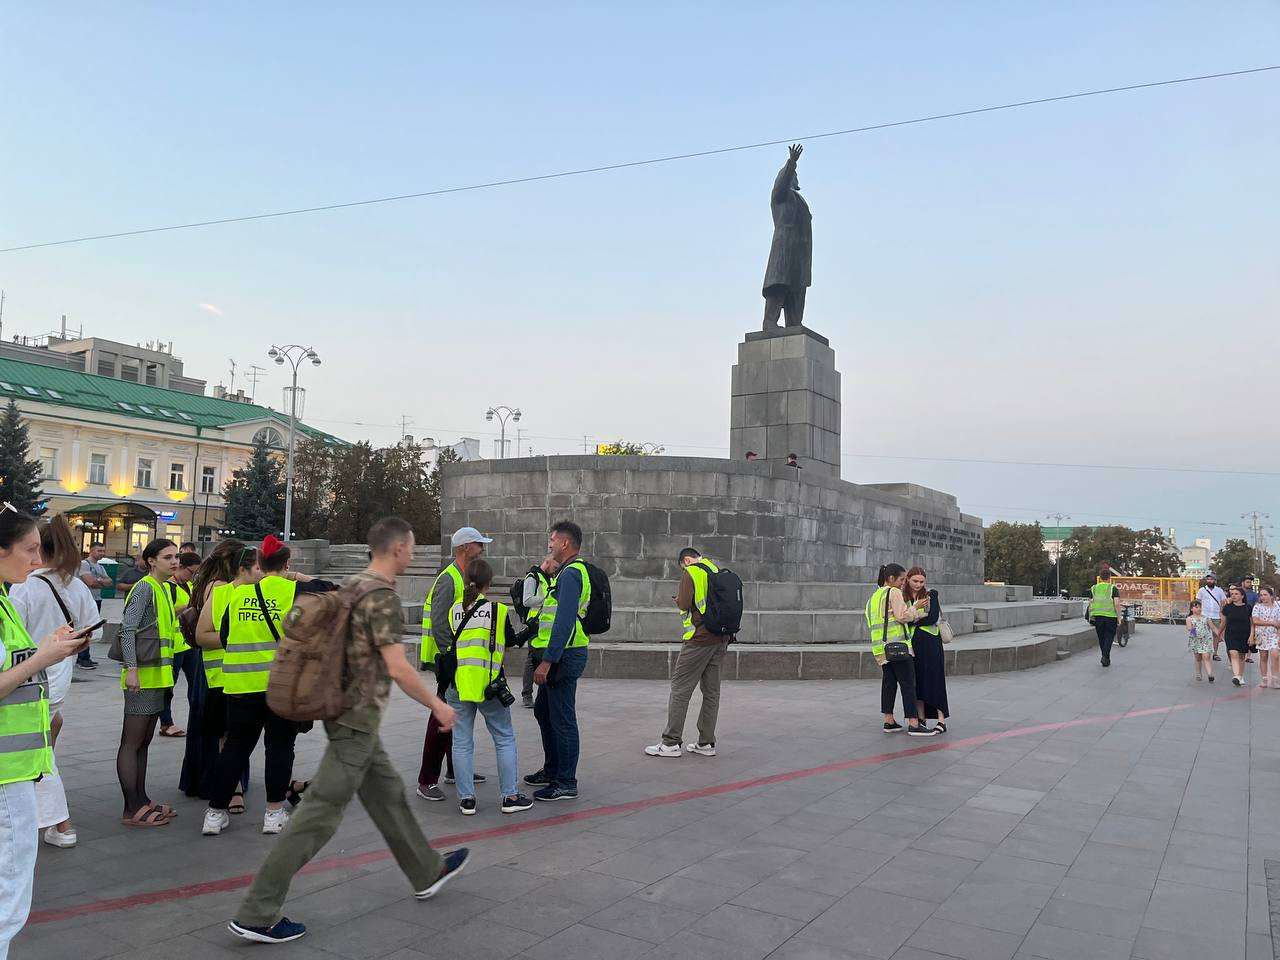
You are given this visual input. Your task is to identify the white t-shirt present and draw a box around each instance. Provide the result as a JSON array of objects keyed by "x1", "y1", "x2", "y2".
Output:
[
  {"x1": 1197, "y1": 585, "x2": 1227, "y2": 620},
  {"x1": 9, "y1": 569, "x2": 100, "y2": 707}
]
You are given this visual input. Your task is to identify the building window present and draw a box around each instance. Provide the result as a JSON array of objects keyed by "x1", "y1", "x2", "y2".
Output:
[
  {"x1": 169, "y1": 462, "x2": 186, "y2": 491},
  {"x1": 120, "y1": 360, "x2": 140, "y2": 383},
  {"x1": 253, "y1": 427, "x2": 285, "y2": 449},
  {"x1": 146, "y1": 364, "x2": 159, "y2": 387},
  {"x1": 96, "y1": 354, "x2": 116, "y2": 378},
  {"x1": 38, "y1": 447, "x2": 58, "y2": 480},
  {"x1": 136, "y1": 457, "x2": 154, "y2": 488},
  {"x1": 89, "y1": 453, "x2": 108, "y2": 485},
  {"x1": 200, "y1": 465, "x2": 217, "y2": 494},
  {"x1": 165, "y1": 524, "x2": 183, "y2": 541}
]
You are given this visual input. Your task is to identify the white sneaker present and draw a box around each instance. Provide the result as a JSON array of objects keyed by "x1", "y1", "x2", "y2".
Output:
[
  {"x1": 686, "y1": 743, "x2": 717, "y2": 757},
  {"x1": 43, "y1": 826, "x2": 77, "y2": 848},
  {"x1": 644, "y1": 742, "x2": 681, "y2": 758},
  {"x1": 262, "y1": 808, "x2": 290, "y2": 835},
  {"x1": 202, "y1": 808, "x2": 230, "y2": 836}
]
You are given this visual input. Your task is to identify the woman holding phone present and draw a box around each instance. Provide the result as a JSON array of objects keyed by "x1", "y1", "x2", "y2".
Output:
[
  {"x1": 864, "y1": 563, "x2": 937, "y2": 737},
  {"x1": 115, "y1": 538, "x2": 180, "y2": 826},
  {"x1": 9, "y1": 516, "x2": 102, "y2": 848},
  {"x1": 0, "y1": 502, "x2": 88, "y2": 958}
]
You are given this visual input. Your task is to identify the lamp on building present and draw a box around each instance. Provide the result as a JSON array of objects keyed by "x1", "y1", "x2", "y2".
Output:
[
  {"x1": 267, "y1": 344, "x2": 322, "y2": 540},
  {"x1": 485, "y1": 405, "x2": 521, "y2": 459}
]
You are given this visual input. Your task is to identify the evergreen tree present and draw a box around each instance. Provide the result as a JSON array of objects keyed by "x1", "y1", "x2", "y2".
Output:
[
  {"x1": 0, "y1": 400, "x2": 45, "y2": 513},
  {"x1": 424, "y1": 446, "x2": 461, "y2": 547},
  {"x1": 222, "y1": 437, "x2": 286, "y2": 539},
  {"x1": 290, "y1": 436, "x2": 336, "y2": 539}
]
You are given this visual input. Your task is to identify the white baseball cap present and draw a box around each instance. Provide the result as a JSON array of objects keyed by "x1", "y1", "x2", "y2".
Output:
[{"x1": 451, "y1": 526, "x2": 493, "y2": 548}]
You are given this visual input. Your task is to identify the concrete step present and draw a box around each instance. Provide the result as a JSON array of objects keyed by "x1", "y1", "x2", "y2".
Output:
[
  {"x1": 608, "y1": 579, "x2": 1017, "y2": 610},
  {"x1": 967, "y1": 600, "x2": 1083, "y2": 630},
  {"x1": 401, "y1": 619, "x2": 1109, "y2": 680}
]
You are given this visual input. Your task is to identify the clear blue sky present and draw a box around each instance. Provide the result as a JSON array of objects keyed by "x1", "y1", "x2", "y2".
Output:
[{"x1": 2, "y1": 3, "x2": 1278, "y2": 548}]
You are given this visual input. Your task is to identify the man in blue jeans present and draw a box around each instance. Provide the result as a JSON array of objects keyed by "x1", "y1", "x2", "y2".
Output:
[{"x1": 523, "y1": 520, "x2": 591, "y2": 802}]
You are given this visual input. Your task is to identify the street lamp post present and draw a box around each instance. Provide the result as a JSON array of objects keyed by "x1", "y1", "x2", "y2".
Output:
[
  {"x1": 1046, "y1": 513, "x2": 1070, "y2": 597},
  {"x1": 267, "y1": 344, "x2": 322, "y2": 541},
  {"x1": 485, "y1": 405, "x2": 521, "y2": 459}
]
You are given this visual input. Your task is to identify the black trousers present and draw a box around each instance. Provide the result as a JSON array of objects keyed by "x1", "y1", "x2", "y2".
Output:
[
  {"x1": 210, "y1": 692, "x2": 298, "y2": 809},
  {"x1": 1094, "y1": 617, "x2": 1117, "y2": 660},
  {"x1": 881, "y1": 658, "x2": 917, "y2": 715}
]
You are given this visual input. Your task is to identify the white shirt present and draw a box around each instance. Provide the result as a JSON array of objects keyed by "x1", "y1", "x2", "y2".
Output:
[
  {"x1": 9, "y1": 569, "x2": 101, "y2": 707},
  {"x1": 1197, "y1": 585, "x2": 1226, "y2": 620}
]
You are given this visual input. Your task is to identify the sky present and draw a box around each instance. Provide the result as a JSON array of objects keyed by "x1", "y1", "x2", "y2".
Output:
[{"x1": 2, "y1": 3, "x2": 1278, "y2": 549}]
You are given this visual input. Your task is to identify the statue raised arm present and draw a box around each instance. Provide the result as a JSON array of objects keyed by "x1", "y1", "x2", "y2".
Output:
[{"x1": 762, "y1": 144, "x2": 812, "y2": 330}]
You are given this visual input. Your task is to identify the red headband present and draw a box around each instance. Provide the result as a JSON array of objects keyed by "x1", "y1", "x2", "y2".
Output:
[{"x1": 261, "y1": 535, "x2": 285, "y2": 558}]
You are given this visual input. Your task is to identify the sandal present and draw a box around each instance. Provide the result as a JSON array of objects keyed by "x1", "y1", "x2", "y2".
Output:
[
  {"x1": 934, "y1": 722, "x2": 947, "y2": 734},
  {"x1": 285, "y1": 780, "x2": 311, "y2": 808},
  {"x1": 152, "y1": 804, "x2": 179, "y2": 819},
  {"x1": 158, "y1": 725, "x2": 186, "y2": 738},
  {"x1": 122, "y1": 804, "x2": 169, "y2": 828},
  {"x1": 228, "y1": 791, "x2": 246, "y2": 815}
]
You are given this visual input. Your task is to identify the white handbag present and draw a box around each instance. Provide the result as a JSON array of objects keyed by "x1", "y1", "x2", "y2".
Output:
[{"x1": 939, "y1": 618, "x2": 954, "y2": 644}]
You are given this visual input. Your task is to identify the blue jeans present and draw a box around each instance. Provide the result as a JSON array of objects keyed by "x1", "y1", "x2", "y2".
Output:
[
  {"x1": 446, "y1": 688, "x2": 518, "y2": 799},
  {"x1": 533, "y1": 647, "x2": 588, "y2": 790}
]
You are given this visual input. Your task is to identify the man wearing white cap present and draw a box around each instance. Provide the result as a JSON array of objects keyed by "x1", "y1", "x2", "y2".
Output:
[{"x1": 416, "y1": 527, "x2": 493, "y2": 801}]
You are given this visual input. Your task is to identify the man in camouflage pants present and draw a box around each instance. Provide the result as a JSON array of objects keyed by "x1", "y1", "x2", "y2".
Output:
[{"x1": 229, "y1": 517, "x2": 470, "y2": 945}]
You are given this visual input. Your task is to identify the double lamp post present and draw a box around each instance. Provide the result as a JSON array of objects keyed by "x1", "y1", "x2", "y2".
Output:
[{"x1": 267, "y1": 344, "x2": 321, "y2": 541}]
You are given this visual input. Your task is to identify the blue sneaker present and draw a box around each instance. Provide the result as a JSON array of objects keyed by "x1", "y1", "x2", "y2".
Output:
[
  {"x1": 414, "y1": 848, "x2": 471, "y2": 900},
  {"x1": 228, "y1": 917, "x2": 307, "y2": 943}
]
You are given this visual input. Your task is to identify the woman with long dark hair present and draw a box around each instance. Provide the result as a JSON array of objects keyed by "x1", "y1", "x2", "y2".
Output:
[
  {"x1": 903, "y1": 566, "x2": 949, "y2": 734},
  {"x1": 9, "y1": 516, "x2": 102, "y2": 847},
  {"x1": 0, "y1": 504, "x2": 88, "y2": 958},
  {"x1": 1221, "y1": 584, "x2": 1254, "y2": 686},
  {"x1": 864, "y1": 563, "x2": 936, "y2": 736},
  {"x1": 116, "y1": 538, "x2": 180, "y2": 826}
]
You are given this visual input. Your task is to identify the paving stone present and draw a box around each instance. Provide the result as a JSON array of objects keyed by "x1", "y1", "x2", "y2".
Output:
[
  {"x1": 584, "y1": 897, "x2": 701, "y2": 944},
  {"x1": 903, "y1": 916, "x2": 1021, "y2": 960},
  {"x1": 796, "y1": 887, "x2": 932, "y2": 959},
  {"x1": 1017, "y1": 920, "x2": 1134, "y2": 960},
  {"x1": 729, "y1": 880, "x2": 839, "y2": 922},
  {"x1": 691, "y1": 903, "x2": 805, "y2": 950}
]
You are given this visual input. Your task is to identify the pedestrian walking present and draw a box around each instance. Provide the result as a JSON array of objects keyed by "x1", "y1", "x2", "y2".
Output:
[
  {"x1": 201, "y1": 537, "x2": 334, "y2": 837},
  {"x1": 1221, "y1": 584, "x2": 1254, "y2": 686},
  {"x1": 1252, "y1": 586, "x2": 1280, "y2": 688},
  {"x1": 116, "y1": 539, "x2": 180, "y2": 827},
  {"x1": 1186, "y1": 600, "x2": 1214, "y2": 682},
  {"x1": 0, "y1": 503, "x2": 90, "y2": 960},
  {"x1": 443, "y1": 559, "x2": 531, "y2": 816},
  {"x1": 525, "y1": 520, "x2": 594, "y2": 799},
  {"x1": 865, "y1": 563, "x2": 935, "y2": 736},
  {"x1": 645, "y1": 547, "x2": 731, "y2": 758},
  {"x1": 157, "y1": 550, "x2": 201, "y2": 738},
  {"x1": 228, "y1": 517, "x2": 469, "y2": 945},
  {"x1": 76, "y1": 540, "x2": 111, "y2": 668},
  {"x1": 9, "y1": 516, "x2": 102, "y2": 849},
  {"x1": 1197, "y1": 575, "x2": 1227, "y2": 661},
  {"x1": 904, "y1": 566, "x2": 949, "y2": 734},
  {"x1": 1087, "y1": 566, "x2": 1121, "y2": 667},
  {"x1": 416, "y1": 527, "x2": 492, "y2": 802}
]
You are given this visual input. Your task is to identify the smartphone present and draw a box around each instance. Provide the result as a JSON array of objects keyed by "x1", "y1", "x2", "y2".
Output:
[{"x1": 72, "y1": 619, "x2": 108, "y2": 639}]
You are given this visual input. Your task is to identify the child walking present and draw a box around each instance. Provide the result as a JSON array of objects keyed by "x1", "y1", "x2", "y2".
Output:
[{"x1": 1187, "y1": 600, "x2": 1214, "y2": 682}]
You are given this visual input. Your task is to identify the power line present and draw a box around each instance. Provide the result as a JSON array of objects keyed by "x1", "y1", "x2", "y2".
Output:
[{"x1": 3, "y1": 64, "x2": 1276, "y2": 255}]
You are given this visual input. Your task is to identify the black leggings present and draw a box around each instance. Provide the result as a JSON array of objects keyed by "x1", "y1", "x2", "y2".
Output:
[
  {"x1": 209, "y1": 692, "x2": 298, "y2": 810},
  {"x1": 117, "y1": 714, "x2": 159, "y2": 815},
  {"x1": 881, "y1": 658, "x2": 917, "y2": 716}
]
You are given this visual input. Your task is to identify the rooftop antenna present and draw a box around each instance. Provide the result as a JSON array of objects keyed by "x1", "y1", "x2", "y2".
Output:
[
  {"x1": 228, "y1": 359, "x2": 238, "y2": 394},
  {"x1": 246, "y1": 364, "x2": 266, "y2": 403},
  {"x1": 0, "y1": 290, "x2": 5, "y2": 340}
]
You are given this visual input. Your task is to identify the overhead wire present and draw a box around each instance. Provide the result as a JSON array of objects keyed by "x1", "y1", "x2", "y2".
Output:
[{"x1": 2, "y1": 64, "x2": 1276, "y2": 254}]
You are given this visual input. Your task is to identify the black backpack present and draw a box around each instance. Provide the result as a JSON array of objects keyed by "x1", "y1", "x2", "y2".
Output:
[
  {"x1": 509, "y1": 566, "x2": 548, "y2": 645},
  {"x1": 694, "y1": 562, "x2": 744, "y2": 637},
  {"x1": 558, "y1": 559, "x2": 612, "y2": 636}
]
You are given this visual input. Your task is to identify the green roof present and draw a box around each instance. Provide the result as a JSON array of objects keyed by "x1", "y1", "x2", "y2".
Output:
[{"x1": 0, "y1": 355, "x2": 344, "y2": 443}]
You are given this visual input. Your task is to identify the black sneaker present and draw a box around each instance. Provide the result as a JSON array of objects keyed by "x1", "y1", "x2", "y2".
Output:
[
  {"x1": 523, "y1": 769, "x2": 552, "y2": 786},
  {"x1": 907, "y1": 724, "x2": 938, "y2": 737},
  {"x1": 1101, "y1": 656, "x2": 1110, "y2": 667},
  {"x1": 228, "y1": 917, "x2": 307, "y2": 943},
  {"x1": 414, "y1": 849, "x2": 470, "y2": 900},
  {"x1": 522, "y1": 695, "x2": 534, "y2": 709},
  {"x1": 1232, "y1": 676, "x2": 1243, "y2": 686},
  {"x1": 882, "y1": 721, "x2": 903, "y2": 733},
  {"x1": 76, "y1": 659, "x2": 98, "y2": 670},
  {"x1": 1208, "y1": 675, "x2": 1216, "y2": 682},
  {"x1": 444, "y1": 773, "x2": 486, "y2": 784},
  {"x1": 501, "y1": 794, "x2": 533, "y2": 814},
  {"x1": 533, "y1": 785, "x2": 578, "y2": 802},
  {"x1": 416, "y1": 785, "x2": 445, "y2": 802},
  {"x1": 458, "y1": 797, "x2": 476, "y2": 816}
]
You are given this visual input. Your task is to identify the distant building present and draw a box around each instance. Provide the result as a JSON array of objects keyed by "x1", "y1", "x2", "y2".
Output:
[
  {"x1": 1181, "y1": 538, "x2": 1212, "y2": 578},
  {"x1": 420, "y1": 436, "x2": 482, "y2": 471},
  {"x1": 1, "y1": 330, "x2": 207, "y2": 395}
]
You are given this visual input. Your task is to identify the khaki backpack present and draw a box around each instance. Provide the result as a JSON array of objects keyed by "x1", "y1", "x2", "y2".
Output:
[{"x1": 266, "y1": 578, "x2": 395, "y2": 722}]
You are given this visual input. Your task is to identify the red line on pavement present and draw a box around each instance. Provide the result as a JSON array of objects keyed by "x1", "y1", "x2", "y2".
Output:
[{"x1": 28, "y1": 685, "x2": 1258, "y2": 925}]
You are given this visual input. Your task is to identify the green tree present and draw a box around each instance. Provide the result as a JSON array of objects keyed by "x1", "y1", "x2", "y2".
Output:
[
  {"x1": 1210, "y1": 538, "x2": 1278, "y2": 587},
  {"x1": 0, "y1": 400, "x2": 45, "y2": 513},
  {"x1": 325, "y1": 442, "x2": 384, "y2": 544},
  {"x1": 597, "y1": 440, "x2": 663, "y2": 455},
  {"x1": 222, "y1": 437, "x2": 285, "y2": 540},
  {"x1": 1058, "y1": 525, "x2": 1183, "y2": 596},
  {"x1": 289, "y1": 436, "x2": 336, "y2": 539},
  {"x1": 382, "y1": 441, "x2": 433, "y2": 539},
  {"x1": 424, "y1": 446, "x2": 461, "y2": 547},
  {"x1": 983, "y1": 521, "x2": 1052, "y2": 591}
]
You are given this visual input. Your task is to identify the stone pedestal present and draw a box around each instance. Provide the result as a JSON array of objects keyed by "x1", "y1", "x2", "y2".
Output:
[{"x1": 729, "y1": 326, "x2": 841, "y2": 477}]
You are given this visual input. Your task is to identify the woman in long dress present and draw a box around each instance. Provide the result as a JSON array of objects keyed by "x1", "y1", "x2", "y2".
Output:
[{"x1": 904, "y1": 566, "x2": 949, "y2": 734}]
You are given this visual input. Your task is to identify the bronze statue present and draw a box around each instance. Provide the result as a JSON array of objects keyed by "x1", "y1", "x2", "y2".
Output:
[{"x1": 762, "y1": 144, "x2": 812, "y2": 330}]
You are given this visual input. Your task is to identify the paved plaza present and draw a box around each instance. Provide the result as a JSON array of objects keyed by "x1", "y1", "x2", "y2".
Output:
[{"x1": 14, "y1": 624, "x2": 1277, "y2": 960}]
